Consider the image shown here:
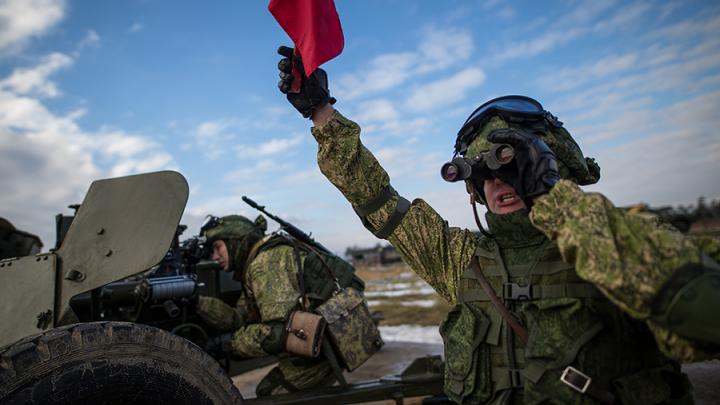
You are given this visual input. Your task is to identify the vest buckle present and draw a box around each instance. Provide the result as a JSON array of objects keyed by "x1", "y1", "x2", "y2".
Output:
[
  {"x1": 503, "y1": 283, "x2": 533, "y2": 300},
  {"x1": 560, "y1": 366, "x2": 592, "y2": 394}
]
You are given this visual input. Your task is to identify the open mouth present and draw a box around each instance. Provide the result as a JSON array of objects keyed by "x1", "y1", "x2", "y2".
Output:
[{"x1": 498, "y1": 192, "x2": 517, "y2": 204}]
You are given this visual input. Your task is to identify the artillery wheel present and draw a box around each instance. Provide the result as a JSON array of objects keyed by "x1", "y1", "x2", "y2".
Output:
[{"x1": 0, "y1": 321, "x2": 242, "y2": 404}]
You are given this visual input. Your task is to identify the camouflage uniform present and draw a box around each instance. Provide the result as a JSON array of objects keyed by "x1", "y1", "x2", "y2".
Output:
[
  {"x1": 196, "y1": 216, "x2": 361, "y2": 396},
  {"x1": 309, "y1": 110, "x2": 720, "y2": 404}
]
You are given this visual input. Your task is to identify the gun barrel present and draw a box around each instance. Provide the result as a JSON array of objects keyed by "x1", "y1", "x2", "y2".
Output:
[
  {"x1": 140, "y1": 275, "x2": 197, "y2": 302},
  {"x1": 242, "y1": 196, "x2": 288, "y2": 227},
  {"x1": 241, "y1": 196, "x2": 261, "y2": 210},
  {"x1": 242, "y1": 195, "x2": 332, "y2": 255}
]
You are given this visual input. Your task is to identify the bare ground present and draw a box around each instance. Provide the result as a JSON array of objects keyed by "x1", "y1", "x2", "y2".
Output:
[{"x1": 232, "y1": 344, "x2": 720, "y2": 404}]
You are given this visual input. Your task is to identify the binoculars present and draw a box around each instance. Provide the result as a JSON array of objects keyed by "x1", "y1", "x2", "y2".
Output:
[{"x1": 440, "y1": 144, "x2": 514, "y2": 182}]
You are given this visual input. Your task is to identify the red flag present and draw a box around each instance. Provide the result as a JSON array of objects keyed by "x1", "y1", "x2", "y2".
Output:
[{"x1": 268, "y1": 0, "x2": 344, "y2": 76}]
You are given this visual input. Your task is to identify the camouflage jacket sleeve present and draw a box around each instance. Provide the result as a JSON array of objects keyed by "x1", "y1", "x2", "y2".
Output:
[
  {"x1": 230, "y1": 245, "x2": 300, "y2": 357},
  {"x1": 530, "y1": 180, "x2": 720, "y2": 361},
  {"x1": 311, "y1": 111, "x2": 478, "y2": 304},
  {"x1": 195, "y1": 295, "x2": 244, "y2": 332}
]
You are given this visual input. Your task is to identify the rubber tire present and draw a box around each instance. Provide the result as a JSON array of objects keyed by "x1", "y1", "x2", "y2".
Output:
[{"x1": 0, "y1": 321, "x2": 242, "y2": 404}]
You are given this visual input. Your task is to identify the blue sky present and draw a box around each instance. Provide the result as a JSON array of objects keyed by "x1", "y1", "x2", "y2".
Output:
[{"x1": 1, "y1": 0, "x2": 719, "y2": 253}]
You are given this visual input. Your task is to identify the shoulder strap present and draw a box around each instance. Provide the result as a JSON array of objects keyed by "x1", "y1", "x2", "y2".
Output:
[
  {"x1": 283, "y1": 233, "x2": 343, "y2": 310},
  {"x1": 470, "y1": 256, "x2": 529, "y2": 345},
  {"x1": 241, "y1": 234, "x2": 275, "y2": 275},
  {"x1": 288, "y1": 236, "x2": 310, "y2": 310},
  {"x1": 236, "y1": 235, "x2": 276, "y2": 317}
]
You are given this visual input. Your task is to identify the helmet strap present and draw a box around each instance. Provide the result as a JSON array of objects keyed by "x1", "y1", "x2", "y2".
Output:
[{"x1": 469, "y1": 182, "x2": 494, "y2": 238}]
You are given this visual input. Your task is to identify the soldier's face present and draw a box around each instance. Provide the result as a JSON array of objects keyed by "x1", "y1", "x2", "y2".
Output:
[
  {"x1": 483, "y1": 177, "x2": 526, "y2": 214},
  {"x1": 212, "y1": 240, "x2": 230, "y2": 271}
]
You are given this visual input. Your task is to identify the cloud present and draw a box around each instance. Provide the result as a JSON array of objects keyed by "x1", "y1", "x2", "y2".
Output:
[
  {"x1": 196, "y1": 119, "x2": 233, "y2": 139},
  {"x1": 107, "y1": 152, "x2": 174, "y2": 177},
  {"x1": 491, "y1": 29, "x2": 581, "y2": 64},
  {"x1": 280, "y1": 167, "x2": 323, "y2": 185},
  {"x1": 478, "y1": 0, "x2": 516, "y2": 19},
  {"x1": 97, "y1": 130, "x2": 163, "y2": 158},
  {"x1": 555, "y1": 90, "x2": 720, "y2": 207},
  {"x1": 0, "y1": 54, "x2": 176, "y2": 247},
  {"x1": 645, "y1": 11, "x2": 720, "y2": 41},
  {"x1": 563, "y1": 0, "x2": 618, "y2": 25},
  {"x1": 129, "y1": 23, "x2": 143, "y2": 33},
  {"x1": 0, "y1": 0, "x2": 65, "y2": 54},
  {"x1": 358, "y1": 116, "x2": 433, "y2": 139},
  {"x1": 415, "y1": 27, "x2": 474, "y2": 74},
  {"x1": 192, "y1": 119, "x2": 238, "y2": 160},
  {"x1": 334, "y1": 27, "x2": 474, "y2": 100},
  {"x1": 349, "y1": 98, "x2": 433, "y2": 138},
  {"x1": 0, "y1": 52, "x2": 73, "y2": 97},
  {"x1": 353, "y1": 99, "x2": 399, "y2": 123},
  {"x1": 490, "y1": 0, "x2": 651, "y2": 65},
  {"x1": 235, "y1": 135, "x2": 302, "y2": 157},
  {"x1": 536, "y1": 53, "x2": 639, "y2": 92},
  {"x1": 405, "y1": 68, "x2": 486, "y2": 112},
  {"x1": 224, "y1": 159, "x2": 293, "y2": 183},
  {"x1": 539, "y1": 12, "x2": 720, "y2": 127},
  {"x1": 76, "y1": 29, "x2": 100, "y2": 53},
  {"x1": 373, "y1": 145, "x2": 444, "y2": 180},
  {"x1": 334, "y1": 52, "x2": 415, "y2": 100},
  {"x1": 590, "y1": 1, "x2": 651, "y2": 33}
]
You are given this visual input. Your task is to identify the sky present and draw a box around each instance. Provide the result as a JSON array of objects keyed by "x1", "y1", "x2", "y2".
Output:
[{"x1": 1, "y1": 0, "x2": 719, "y2": 254}]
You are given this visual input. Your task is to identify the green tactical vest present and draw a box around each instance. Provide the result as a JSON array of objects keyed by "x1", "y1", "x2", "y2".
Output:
[
  {"x1": 253, "y1": 234, "x2": 365, "y2": 310},
  {"x1": 440, "y1": 210, "x2": 692, "y2": 405}
]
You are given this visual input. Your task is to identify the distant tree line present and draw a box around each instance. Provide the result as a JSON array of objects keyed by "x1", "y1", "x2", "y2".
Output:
[{"x1": 667, "y1": 197, "x2": 720, "y2": 219}]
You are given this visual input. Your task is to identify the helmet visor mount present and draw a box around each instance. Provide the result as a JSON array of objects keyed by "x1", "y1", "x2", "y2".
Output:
[
  {"x1": 200, "y1": 215, "x2": 221, "y2": 237},
  {"x1": 454, "y1": 95, "x2": 561, "y2": 156}
]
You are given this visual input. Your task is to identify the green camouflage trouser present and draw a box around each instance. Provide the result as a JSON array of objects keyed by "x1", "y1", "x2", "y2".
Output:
[{"x1": 255, "y1": 357, "x2": 335, "y2": 397}]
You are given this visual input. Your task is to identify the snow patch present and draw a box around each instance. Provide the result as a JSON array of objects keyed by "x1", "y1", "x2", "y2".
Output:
[
  {"x1": 400, "y1": 299, "x2": 437, "y2": 308},
  {"x1": 365, "y1": 286, "x2": 437, "y2": 298},
  {"x1": 379, "y1": 325, "x2": 443, "y2": 344}
]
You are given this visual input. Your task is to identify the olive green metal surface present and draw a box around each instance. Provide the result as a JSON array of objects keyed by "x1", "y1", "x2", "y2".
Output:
[
  {"x1": 0, "y1": 254, "x2": 56, "y2": 347},
  {"x1": 55, "y1": 170, "x2": 189, "y2": 325}
]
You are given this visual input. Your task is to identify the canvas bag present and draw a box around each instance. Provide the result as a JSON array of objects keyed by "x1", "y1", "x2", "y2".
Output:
[
  {"x1": 284, "y1": 237, "x2": 383, "y2": 370},
  {"x1": 315, "y1": 286, "x2": 383, "y2": 371}
]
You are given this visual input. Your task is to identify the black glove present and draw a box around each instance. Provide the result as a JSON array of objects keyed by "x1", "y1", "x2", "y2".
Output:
[
  {"x1": 487, "y1": 128, "x2": 560, "y2": 207},
  {"x1": 277, "y1": 46, "x2": 336, "y2": 118}
]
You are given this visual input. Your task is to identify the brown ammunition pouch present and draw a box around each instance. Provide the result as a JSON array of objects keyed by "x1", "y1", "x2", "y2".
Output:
[
  {"x1": 315, "y1": 287, "x2": 383, "y2": 371},
  {"x1": 284, "y1": 310, "x2": 326, "y2": 358}
]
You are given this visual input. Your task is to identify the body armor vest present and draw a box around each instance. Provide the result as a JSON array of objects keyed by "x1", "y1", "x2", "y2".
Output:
[
  {"x1": 441, "y1": 212, "x2": 692, "y2": 405},
  {"x1": 251, "y1": 234, "x2": 365, "y2": 309}
]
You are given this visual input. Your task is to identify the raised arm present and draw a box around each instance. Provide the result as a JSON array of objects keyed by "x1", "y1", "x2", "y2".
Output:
[
  {"x1": 276, "y1": 48, "x2": 477, "y2": 304},
  {"x1": 310, "y1": 108, "x2": 477, "y2": 304},
  {"x1": 530, "y1": 179, "x2": 720, "y2": 361}
]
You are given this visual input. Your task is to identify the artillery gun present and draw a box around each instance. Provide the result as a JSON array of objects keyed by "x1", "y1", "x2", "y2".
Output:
[
  {"x1": 1, "y1": 171, "x2": 446, "y2": 404},
  {"x1": 0, "y1": 171, "x2": 241, "y2": 404}
]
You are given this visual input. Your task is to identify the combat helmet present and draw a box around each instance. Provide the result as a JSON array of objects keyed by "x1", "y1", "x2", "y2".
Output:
[
  {"x1": 444, "y1": 95, "x2": 600, "y2": 201},
  {"x1": 201, "y1": 214, "x2": 267, "y2": 272},
  {"x1": 438, "y1": 96, "x2": 601, "y2": 236}
]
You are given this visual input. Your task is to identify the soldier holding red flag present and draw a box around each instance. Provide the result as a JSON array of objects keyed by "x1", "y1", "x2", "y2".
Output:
[{"x1": 271, "y1": 1, "x2": 719, "y2": 403}]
